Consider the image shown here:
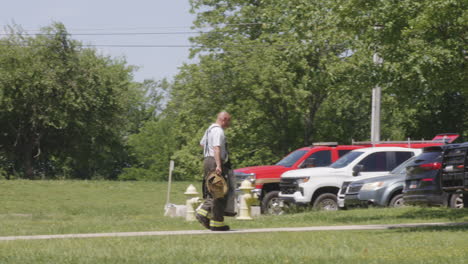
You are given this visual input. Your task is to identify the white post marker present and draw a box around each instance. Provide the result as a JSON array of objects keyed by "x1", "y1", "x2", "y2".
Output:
[
  {"x1": 166, "y1": 160, "x2": 175, "y2": 206},
  {"x1": 164, "y1": 160, "x2": 177, "y2": 216}
]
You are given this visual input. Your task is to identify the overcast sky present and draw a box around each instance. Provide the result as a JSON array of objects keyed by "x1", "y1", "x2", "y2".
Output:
[{"x1": 0, "y1": 0, "x2": 196, "y2": 82}]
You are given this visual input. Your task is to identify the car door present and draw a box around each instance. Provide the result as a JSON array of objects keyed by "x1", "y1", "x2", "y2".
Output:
[
  {"x1": 299, "y1": 150, "x2": 332, "y2": 168},
  {"x1": 356, "y1": 151, "x2": 392, "y2": 178},
  {"x1": 356, "y1": 151, "x2": 415, "y2": 179}
]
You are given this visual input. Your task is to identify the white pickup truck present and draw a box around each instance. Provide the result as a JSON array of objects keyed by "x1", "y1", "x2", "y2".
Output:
[{"x1": 278, "y1": 147, "x2": 422, "y2": 210}]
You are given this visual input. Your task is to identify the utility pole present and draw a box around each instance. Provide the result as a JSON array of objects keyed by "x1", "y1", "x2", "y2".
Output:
[{"x1": 371, "y1": 26, "x2": 383, "y2": 143}]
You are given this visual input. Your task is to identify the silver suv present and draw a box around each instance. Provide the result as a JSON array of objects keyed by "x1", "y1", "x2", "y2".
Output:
[{"x1": 338, "y1": 157, "x2": 416, "y2": 208}]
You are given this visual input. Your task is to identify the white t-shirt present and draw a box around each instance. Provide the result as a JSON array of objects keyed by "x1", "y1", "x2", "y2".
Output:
[{"x1": 200, "y1": 124, "x2": 228, "y2": 161}]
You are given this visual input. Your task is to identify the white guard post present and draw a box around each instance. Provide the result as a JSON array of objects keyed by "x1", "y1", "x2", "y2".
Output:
[
  {"x1": 236, "y1": 180, "x2": 258, "y2": 220},
  {"x1": 164, "y1": 160, "x2": 183, "y2": 217},
  {"x1": 185, "y1": 184, "x2": 202, "y2": 221}
]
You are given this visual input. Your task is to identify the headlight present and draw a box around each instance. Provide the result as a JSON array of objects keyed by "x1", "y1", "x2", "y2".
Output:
[
  {"x1": 361, "y1": 181, "x2": 385, "y2": 191},
  {"x1": 235, "y1": 172, "x2": 256, "y2": 184},
  {"x1": 296, "y1": 177, "x2": 310, "y2": 184},
  {"x1": 248, "y1": 173, "x2": 256, "y2": 183}
]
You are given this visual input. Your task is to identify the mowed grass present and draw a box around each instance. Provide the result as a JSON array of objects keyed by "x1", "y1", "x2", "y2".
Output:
[
  {"x1": 0, "y1": 180, "x2": 467, "y2": 236},
  {"x1": 0, "y1": 180, "x2": 467, "y2": 263},
  {"x1": 1, "y1": 228, "x2": 468, "y2": 264}
]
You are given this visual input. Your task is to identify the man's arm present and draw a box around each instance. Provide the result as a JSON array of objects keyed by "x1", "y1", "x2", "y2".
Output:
[{"x1": 213, "y1": 146, "x2": 222, "y2": 175}]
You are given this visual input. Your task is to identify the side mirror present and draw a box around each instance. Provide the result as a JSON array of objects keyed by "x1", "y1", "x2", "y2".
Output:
[
  {"x1": 353, "y1": 165, "x2": 364, "y2": 176},
  {"x1": 300, "y1": 158, "x2": 316, "y2": 168}
]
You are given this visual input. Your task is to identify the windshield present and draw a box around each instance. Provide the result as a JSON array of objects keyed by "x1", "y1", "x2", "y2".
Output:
[
  {"x1": 276, "y1": 150, "x2": 307, "y2": 167},
  {"x1": 390, "y1": 156, "x2": 417, "y2": 175},
  {"x1": 330, "y1": 151, "x2": 364, "y2": 169}
]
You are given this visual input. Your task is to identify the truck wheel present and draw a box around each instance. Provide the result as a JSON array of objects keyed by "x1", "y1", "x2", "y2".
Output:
[
  {"x1": 261, "y1": 191, "x2": 286, "y2": 215},
  {"x1": 313, "y1": 193, "x2": 338, "y2": 211},
  {"x1": 449, "y1": 194, "x2": 464, "y2": 209},
  {"x1": 463, "y1": 193, "x2": 468, "y2": 208},
  {"x1": 389, "y1": 194, "x2": 405, "y2": 207}
]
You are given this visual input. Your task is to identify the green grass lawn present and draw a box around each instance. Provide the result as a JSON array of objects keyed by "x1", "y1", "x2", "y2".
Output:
[
  {"x1": 1, "y1": 228, "x2": 468, "y2": 264},
  {"x1": 0, "y1": 180, "x2": 467, "y2": 263}
]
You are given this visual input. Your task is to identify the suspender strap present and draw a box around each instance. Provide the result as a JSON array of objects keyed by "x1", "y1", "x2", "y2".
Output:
[
  {"x1": 203, "y1": 124, "x2": 229, "y2": 162},
  {"x1": 203, "y1": 126, "x2": 216, "y2": 157}
]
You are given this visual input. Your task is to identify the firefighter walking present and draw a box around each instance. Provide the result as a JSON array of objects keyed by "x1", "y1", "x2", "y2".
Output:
[{"x1": 196, "y1": 112, "x2": 232, "y2": 231}]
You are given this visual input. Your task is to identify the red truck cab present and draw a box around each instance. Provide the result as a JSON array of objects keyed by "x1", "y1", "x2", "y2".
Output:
[{"x1": 234, "y1": 133, "x2": 458, "y2": 214}]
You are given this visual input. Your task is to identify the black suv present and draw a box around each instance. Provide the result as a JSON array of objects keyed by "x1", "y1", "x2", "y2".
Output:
[
  {"x1": 403, "y1": 145, "x2": 463, "y2": 208},
  {"x1": 440, "y1": 142, "x2": 468, "y2": 207}
]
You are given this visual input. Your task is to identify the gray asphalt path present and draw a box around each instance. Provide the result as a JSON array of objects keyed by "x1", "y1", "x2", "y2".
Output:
[{"x1": 1, "y1": 222, "x2": 466, "y2": 241}]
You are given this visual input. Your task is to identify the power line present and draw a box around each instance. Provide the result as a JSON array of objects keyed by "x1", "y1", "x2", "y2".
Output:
[
  {"x1": 0, "y1": 23, "x2": 265, "y2": 32},
  {"x1": 1, "y1": 26, "x2": 193, "y2": 32},
  {"x1": 0, "y1": 31, "x2": 212, "y2": 36},
  {"x1": 90, "y1": 44, "x2": 297, "y2": 48},
  {"x1": 0, "y1": 29, "x2": 274, "y2": 36},
  {"x1": 89, "y1": 44, "x2": 199, "y2": 48},
  {"x1": 0, "y1": 43, "x2": 301, "y2": 48}
]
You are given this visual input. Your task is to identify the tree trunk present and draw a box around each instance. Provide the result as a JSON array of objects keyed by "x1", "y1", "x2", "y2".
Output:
[
  {"x1": 304, "y1": 93, "x2": 326, "y2": 145},
  {"x1": 304, "y1": 98, "x2": 318, "y2": 145},
  {"x1": 23, "y1": 141, "x2": 34, "y2": 179}
]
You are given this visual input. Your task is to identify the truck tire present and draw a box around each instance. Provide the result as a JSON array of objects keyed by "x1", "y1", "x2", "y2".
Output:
[
  {"x1": 389, "y1": 194, "x2": 405, "y2": 207},
  {"x1": 261, "y1": 191, "x2": 285, "y2": 215},
  {"x1": 312, "y1": 193, "x2": 338, "y2": 211},
  {"x1": 449, "y1": 194, "x2": 464, "y2": 209},
  {"x1": 464, "y1": 193, "x2": 468, "y2": 208}
]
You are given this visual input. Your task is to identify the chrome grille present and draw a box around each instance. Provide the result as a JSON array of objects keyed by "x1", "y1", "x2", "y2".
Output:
[{"x1": 280, "y1": 178, "x2": 298, "y2": 194}]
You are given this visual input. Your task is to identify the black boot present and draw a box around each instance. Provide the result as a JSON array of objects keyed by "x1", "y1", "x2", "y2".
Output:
[
  {"x1": 210, "y1": 225, "x2": 230, "y2": 231},
  {"x1": 195, "y1": 213, "x2": 210, "y2": 230},
  {"x1": 224, "y1": 211, "x2": 237, "y2": 217}
]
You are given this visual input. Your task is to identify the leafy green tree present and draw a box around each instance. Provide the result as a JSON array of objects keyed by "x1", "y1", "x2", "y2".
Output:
[
  {"x1": 124, "y1": 0, "x2": 467, "y2": 181},
  {"x1": 119, "y1": 80, "x2": 175, "y2": 181},
  {"x1": 331, "y1": 0, "x2": 468, "y2": 139},
  {"x1": 160, "y1": 0, "x2": 368, "y2": 176},
  {"x1": 0, "y1": 23, "x2": 143, "y2": 179}
]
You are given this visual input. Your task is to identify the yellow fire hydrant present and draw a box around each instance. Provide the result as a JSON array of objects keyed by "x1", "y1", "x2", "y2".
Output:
[
  {"x1": 236, "y1": 180, "x2": 258, "y2": 220},
  {"x1": 184, "y1": 184, "x2": 202, "y2": 221}
]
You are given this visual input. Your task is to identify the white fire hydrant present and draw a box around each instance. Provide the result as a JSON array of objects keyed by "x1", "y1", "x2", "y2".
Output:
[
  {"x1": 184, "y1": 184, "x2": 202, "y2": 221},
  {"x1": 236, "y1": 180, "x2": 258, "y2": 220}
]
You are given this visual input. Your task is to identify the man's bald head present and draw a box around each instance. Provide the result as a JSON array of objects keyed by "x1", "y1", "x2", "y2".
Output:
[{"x1": 216, "y1": 111, "x2": 231, "y2": 129}]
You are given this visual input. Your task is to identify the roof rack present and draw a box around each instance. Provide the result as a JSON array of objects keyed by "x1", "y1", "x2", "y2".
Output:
[
  {"x1": 312, "y1": 142, "x2": 338, "y2": 147},
  {"x1": 352, "y1": 133, "x2": 459, "y2": 146},
  {"x1": 352, "y1": 138, "x2": 450, "y2": 146}
]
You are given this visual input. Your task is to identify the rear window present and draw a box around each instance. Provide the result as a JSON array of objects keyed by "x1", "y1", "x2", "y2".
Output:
[
  {"x1": 413, "y1": 151, "x2": 442, "y2": 163},
  {"x1": 306, "y1": 150, "x2": 332, "y2": 167},
  {"x1": 358, "y1": 152, "x2": 388, "y2": 172}
]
